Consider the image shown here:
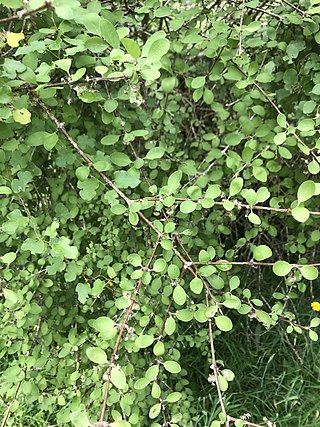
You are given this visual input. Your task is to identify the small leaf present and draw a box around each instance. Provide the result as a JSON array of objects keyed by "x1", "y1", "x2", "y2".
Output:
[
  {"x1": 253, "y1": 245, "x2": 272, "y2": 261},
  {"x1": 173, "y1": 285, "x2": 186, "y2": 305},
  {"x1": 111, "y1": 366, "x2": 127, "y2": 389},
  {"x1": 229, "y1": 177, "x2": 243, "y2": 197},
  {"x1": 55, "y1": 58, "x2": 72, "y2": 73},
  {"x1": 121, "y1": 38, "x2": 140, "y2": 59},
  {"x1": 297, "y1": 180, "x2": 315, "y2": 204},
  {"x1": 145, "y1": 38, "x2": 170, "y2": 64},
  {"x1": 167, "y1": 170, "x2": 182, "y2": 194},
  {"x1": 291, "y1": 206, "x2": 310, "y2": 223},
  {"x1": 166, "y1": 392, "x2": 182, "y2": 402},
  {"x1": 86, "y1": 347, "x2": 108, "y2": 364},
  {"x1": 70, "y1": 411, "x2": 91, "y2": 427},
  {"x1": 309, "y1": 330, "x2": 318, "y2": 342},
  {"x1": 300, "y1": 266, "x2": 318, "y2": 280},
  {"x1": 145, "y1": 147, "x2": 165, "y2": 160},
  {"x1": 273, "y1": 261, "x2": 292, "y2": 277},
  {"x1": 135, "y1": 334, "x2": 154, "y2": 348},
  {"x1": 0, "y1": 252, "x2": 16, "y2": 265},
  {"x1": 190, "y1": 277, "x2": 203, "y2": 294},
  {"x1": 165, "y1": 316, "x2": 176, "y2": 335},
  {"x1": 163, "y1": 360, "x2": 181, "y2": 373},
  {"x1": 149, "y1": 403, "x2": 161, "y2": 419},
  {"x1": 12, "y1": 108, "x2": 31, "y2": 124},
  {"x1": 100, "y1": 19, "x2": 120, "y2": 48},
  {"x1": 180, "y1": 200, "x2": 197, "y2": 214},
  {"x1": 215, "y1": 315, "x2": 233, "y2": 332}
]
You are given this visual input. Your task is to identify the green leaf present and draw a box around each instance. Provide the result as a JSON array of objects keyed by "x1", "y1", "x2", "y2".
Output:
[
  {"x1": 100, "y1": 19, "x2": 120, "y2": 48},
  {"x1": 256, "y1": 310, "x2": 272, "y2": 325},
  {"x1": 163, "y1": 360, "x2": 181, "y2": 373},
  {"x1": 135, "y1": 335, "x2": 154, "y2": 348},
  {"x1": 144, "y1": 38, "x2": 170, "y2": 64},
  {"x1": 297, "y1": 118, "x2": 315, "y2": 132},
  {"x1": 55, "y1": 59, "x2": 72, "y2": 73},
  {"x1": 86, "y1": 347, "x2": 108, "y2": 364},
  {"x1": 85, "y1": 37, "x2": 108, "y2": 53},
  {"x1": 91, "y1": 316, "x2": 117, "y2": 340},
  {"x1": 70, "y1": 411, "x2": 91, "y2": 427},
  {"x1": 166, "y1": 392, "x2": 182, "y2": 403},
  {"x1": 110, "y1": 366, "x2": 127, "y2": 389},
  {"x1": 145, "y1": 147, "x2": 165, "y2": 160},
  {"x1": 114, "y1": 171, "x2": 140, "y2": 189},
  {"x1": 253, "y1": 245, "x2": 272, "y2": 261},
  {"x1": 165, "y1": 316, "x2": 176, "y2": 335},
  {"x1": 153, "y1": 341, "x2": 165, "y2": 356},
  {"x1": 173, "y1": 285, "x2": 186, "y2": 305},
  {"x1": 190, "y1": 277, "x2": 203, "y2": 294},
  {"x1": 21, "y1": 238, "x2": 45, "y2": 255},
  {"x1": 309, "y1": 330, "x2": 318, "y2": 342},
  {"x1": 0, "y1": 251, "x2": 16, "y2": 265},
  {"x1": 180, "y1": 200, "x2": 197, "y2": 214},
  {"x1": 273, "y1": 261, "x2": 292, "y2": 276},
  {"x1": 297, "y1": 180, "x2": 315, "y2": 204},
  {"x1": 110, "y1": 152, "x2": 131, "y2": 167},
  {"x1": 215, "y1": 315, "x2": 233, "y2": 332},
  {"x1": 191, "y1": 76, "x2": 206, "y2": 89},
  {"x1": 149, "y1": 403, "x2": 161, "y2": 419},
  {"x1": 121, "y1": 38, "x2": 140, "y2": 59},
  {"x1": 291, "y1": 206, "x2": 310, "y2": 223},
  {"x1": 153, "y1": 258, "x2": 167, "y2": 273},
  {"x1": 229, "y1": 177, "x2": 243, "y2": 197},
  {"x1": 300, "y1": 266, "x2": 318, "y2": 280},
  {"x1": 167, "y1": 170, "x2": 182, "y2": 194},
  {"x1": 0, "y1": 186, "x2": 12, "y2": 195},
  {"x1": 76, "y1": 282, "x2": 90, "y2": 304}
]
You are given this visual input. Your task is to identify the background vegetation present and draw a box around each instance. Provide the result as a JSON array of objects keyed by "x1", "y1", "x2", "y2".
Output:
[{"x1": 1, "y1": 0, "x2": 320, "y2": 426}]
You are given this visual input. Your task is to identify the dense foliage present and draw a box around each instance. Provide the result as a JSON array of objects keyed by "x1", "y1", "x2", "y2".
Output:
[{"x1": 1, "y1": 0, "x2": 320, "y2": 426}]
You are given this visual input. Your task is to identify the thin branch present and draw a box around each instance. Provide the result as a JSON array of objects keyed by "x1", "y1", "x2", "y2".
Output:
[
  {"x1": 206, "y1": 294, "x2": 227, "y2": 417},
  {"x1": 135, "y1": 197, "x2": 320, "y2": 217},
  {"x1": 281, "y1": 0, "x2": 308, "y2": 17},
  {"x1": 15, "y1": 76, "x2": 129, "y2": 91},
  {"x1": 237, "y1": 0, "x2": 246, "y2": 56},
  {"x1": 0, "y1": 2, "x2": 51, "y2": 24},
  {"x1": 99, "y1": 239, "x2": 160, "y2": 423}
]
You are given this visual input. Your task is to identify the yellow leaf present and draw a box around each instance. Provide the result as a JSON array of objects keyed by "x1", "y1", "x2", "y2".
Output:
[
  {"x1": 6, "y1": 32, "x2": 25, "y2": 48},
  {"x1": 12, "y1": 108, "x2": 31, "y2": 125}
]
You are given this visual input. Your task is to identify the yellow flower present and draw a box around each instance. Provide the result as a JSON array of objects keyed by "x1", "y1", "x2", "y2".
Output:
[{"x1": 311, "y1": 301, "x2": 320, "y2": 312}]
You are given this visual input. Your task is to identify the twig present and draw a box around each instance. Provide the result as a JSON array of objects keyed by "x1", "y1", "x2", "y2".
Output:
[
  {"x1": 134, "y1": 197, "x2": 320, "y2": 217},
  {"x1": 206, "y1": 294, "x2": 227, "y2": 417},
  {"x1": 237, "y1": 0, "x2": 246, "y2": 56},
  {"x1": 0, "y1": 2, "x2": 51, "y2": 24},
  {"x1": 15, "y1": 76, "x2": 128, "y2": 91},
  {"x1": 99, "y1": 239, "x2": 160, "y2": 423}
]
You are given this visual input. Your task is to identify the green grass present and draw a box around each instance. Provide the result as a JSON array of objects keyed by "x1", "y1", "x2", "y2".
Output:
[{"x1": 191, "y1": 320, "x2": 320, "y2": 427}]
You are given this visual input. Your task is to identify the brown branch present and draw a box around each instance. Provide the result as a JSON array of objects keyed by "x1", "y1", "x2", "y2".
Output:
[
  {"x1": 16, "y1": 76, "x2": 129, "y2": 91},
  {"x1": 134, "y1": 197, "x2": 320, "y2": 217},
  {"x1": 99, "y1": 239, "x2": 160, "y2": 423},
  {"x1": 0, "y1": 2, "x2": 51, "y2": 24},
  {"x1": 206, "y1": 294, "x2": 227, "y2": 417},
  {"x1": 192, "y1": 260, "x2": 320, "y2": 267}
]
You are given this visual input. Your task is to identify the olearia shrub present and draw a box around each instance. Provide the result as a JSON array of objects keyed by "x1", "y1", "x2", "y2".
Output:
[{"x1": 0, "y1": 1, "x2": 320, "y2": 426}]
